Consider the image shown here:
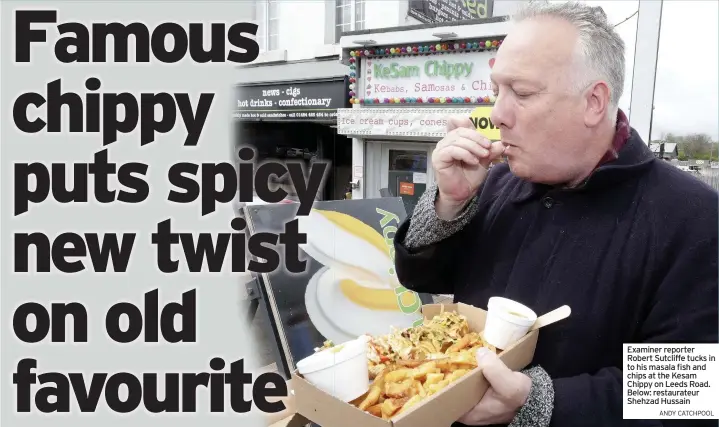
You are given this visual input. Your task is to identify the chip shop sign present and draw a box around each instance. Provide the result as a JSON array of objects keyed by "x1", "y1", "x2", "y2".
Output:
[{"x1": 361, "y1": 50, "x2": 495, "y2": 102}]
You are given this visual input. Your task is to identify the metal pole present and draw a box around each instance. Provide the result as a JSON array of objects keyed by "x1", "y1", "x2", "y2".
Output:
[{"x1": 628, "y1": 0, "x2": 663, "y2": 144}]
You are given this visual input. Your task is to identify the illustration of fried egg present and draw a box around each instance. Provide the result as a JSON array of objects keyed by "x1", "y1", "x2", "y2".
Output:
[{"x1": 297, "y1": 209, "x2": 423, "y2": 343}]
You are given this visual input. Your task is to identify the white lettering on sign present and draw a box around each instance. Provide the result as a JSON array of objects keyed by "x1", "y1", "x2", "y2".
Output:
[
  {"x1": 285, "y1": 87, "x2": 301, "y2": 97},
  {"x1": 256, "y1": 87, "x2": 302, "y2": 97}
]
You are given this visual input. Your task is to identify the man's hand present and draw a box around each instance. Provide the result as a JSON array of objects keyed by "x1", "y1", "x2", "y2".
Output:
[
  {"x1": 457, "y1": 348, "x2": 532, "y2": 426},
  {"x1": 433, "y1": 117, "x2": 505, "y2": 220}
]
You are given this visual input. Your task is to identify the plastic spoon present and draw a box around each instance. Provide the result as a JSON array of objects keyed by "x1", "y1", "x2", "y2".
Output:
[{"x1": 529, "y1": 305, "x2": 571, "y2": 331}]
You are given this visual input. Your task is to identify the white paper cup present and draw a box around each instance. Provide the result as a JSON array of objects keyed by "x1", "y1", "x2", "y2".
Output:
[
  {"x1": 295, "y1": 336, "x2": 370, "y2": 402},
  {"x1": 483, "y1": 297, "x2": 537, "y2": 350}
]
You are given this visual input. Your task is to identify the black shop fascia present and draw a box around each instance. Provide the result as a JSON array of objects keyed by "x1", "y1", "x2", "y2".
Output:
[{"x1": 233, "y1": 77, "x2": 353, "y2": 202}]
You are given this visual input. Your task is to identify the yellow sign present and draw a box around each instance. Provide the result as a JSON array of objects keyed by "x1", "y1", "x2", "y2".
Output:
[{"x1": 470, "y1": 106, "x2": 501, "y2": 141}]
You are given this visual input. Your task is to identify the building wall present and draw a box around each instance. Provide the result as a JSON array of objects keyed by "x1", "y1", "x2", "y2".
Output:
[
  {"x1": 235, "y1": 58, "x2": 348, "y2": 85},
  {"x1": 491, "y1": 0, "x2": 528, "y2": 17},
  {"x1": 276, "y1": 1, "x2": 327, "y2": 60},
  {"x1": 248, "y1": 0, "x2": 443, "y2": 65},
  {"x1": 245, "y1": 0, "x2": 530, "y2": 66}
]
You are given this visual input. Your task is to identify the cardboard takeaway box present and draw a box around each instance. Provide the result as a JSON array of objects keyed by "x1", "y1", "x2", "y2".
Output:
[{"x1": 276, "y1": 302, "x2": 539, "y2": 427}]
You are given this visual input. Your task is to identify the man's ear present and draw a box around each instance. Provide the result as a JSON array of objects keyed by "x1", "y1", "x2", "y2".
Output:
[{"x1": 585, "y1": 81, "x2": 611, "y2": 127}]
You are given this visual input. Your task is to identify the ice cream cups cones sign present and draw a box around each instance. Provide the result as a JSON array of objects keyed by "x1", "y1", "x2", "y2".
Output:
[
  {"x1": 470, "y1": 106, "x2": 501, "y2": 141},
  {"x1": 296, "y1": 209, "x2": 423, "y2": 344}
]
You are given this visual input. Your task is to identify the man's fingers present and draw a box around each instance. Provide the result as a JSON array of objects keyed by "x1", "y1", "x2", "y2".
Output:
[
  {"x1": 477, "y1": 141, "x2": 506, "y2": 167},
  {"x1": 437, "y1": 145, "x2": 480, "y2": 166},
  {"x1": 489, "y1": 141, "x2": 506, "y2": 158},
  {"x1": 476, "y1": 348, "x2": 516, "y2": 396},
  {"x1": 447, "y1": 116, "x2": 475, "y2": 132},
  {"x1": 454, "y1": 127, "x2": 492, "y2": 149},
  {"x1": 450, "y1": 136, "x2": 489, "y2": 159}
]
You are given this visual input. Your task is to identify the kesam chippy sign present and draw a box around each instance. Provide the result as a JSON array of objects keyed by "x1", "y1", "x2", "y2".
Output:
[{"x1": 361, "y1": 50, "x2": 495, "y2": 102}]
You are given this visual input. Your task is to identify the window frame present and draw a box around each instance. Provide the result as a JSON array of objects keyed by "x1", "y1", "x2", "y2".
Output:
[
  {"x1": 335, "y1": 0, "x2": 365, "y2": 43},
  {"x1": 256, "y1": 0, "x2": 281, "y2": 52}
]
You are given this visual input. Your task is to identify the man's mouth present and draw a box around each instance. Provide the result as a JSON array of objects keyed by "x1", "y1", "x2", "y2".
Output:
[{"x1": 502, "y1": 142, "x2": 519, "y2": 156}]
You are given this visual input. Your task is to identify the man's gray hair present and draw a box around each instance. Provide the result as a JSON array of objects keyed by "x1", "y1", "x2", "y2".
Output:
[{"x1": 511, "y1": 1, "x2": 625, "y2": 117}]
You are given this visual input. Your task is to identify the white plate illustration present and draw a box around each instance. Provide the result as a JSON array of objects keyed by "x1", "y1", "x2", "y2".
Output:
[
  {"x1": 297, "y1": 209, "x2": 424, "y2": 344},
  {"x1": 305, "y1": 266, "x2": 422, "y2": 344}
]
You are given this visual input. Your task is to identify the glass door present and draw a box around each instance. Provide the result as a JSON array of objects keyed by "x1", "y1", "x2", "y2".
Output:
[{"x1": 380, "y1": 143, "x2": 435, "y2": 215}]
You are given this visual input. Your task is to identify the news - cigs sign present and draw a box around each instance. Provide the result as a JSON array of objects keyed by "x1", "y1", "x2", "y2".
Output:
[
  {"x1": 408, "y1": 0, "x2": 495, "y2": 23},
  {"x1": 234, "y1": 79, "x2": 350, "y2": 121}
]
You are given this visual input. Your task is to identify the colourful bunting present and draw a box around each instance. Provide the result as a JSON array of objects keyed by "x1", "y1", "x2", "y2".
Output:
[
  {"x1": 350, "y1": 95, "x2": 496, "y2": 105},
  {"x1": 348, "y1": 39, "x2": 502, "y2": 59}
]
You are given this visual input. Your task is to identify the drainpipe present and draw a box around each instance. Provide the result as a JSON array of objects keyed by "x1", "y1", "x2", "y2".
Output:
[{"x1": 628, "y1": 0, "x2": 663, "y2": 144}]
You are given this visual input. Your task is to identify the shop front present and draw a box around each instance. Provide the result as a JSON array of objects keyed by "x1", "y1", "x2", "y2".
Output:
[
  {"x1": 337, "y1": 19, "x2": 510, "y2": 212},
  {"x1": 233, "y1": 62, "x2": 356, "y2": 377},
  {"x1": 234, "y1": 75, "x2": 353, "y2": 202}
]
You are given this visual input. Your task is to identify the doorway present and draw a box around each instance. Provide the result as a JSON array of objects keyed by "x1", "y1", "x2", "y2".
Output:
[{"x1": 367, "y1": 141, "x2": 435, "y2": 215}]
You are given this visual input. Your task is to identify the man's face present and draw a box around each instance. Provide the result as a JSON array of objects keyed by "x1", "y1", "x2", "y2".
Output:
[{"x1": 490, "y1": 17, "x2": 594, "y2": 184}]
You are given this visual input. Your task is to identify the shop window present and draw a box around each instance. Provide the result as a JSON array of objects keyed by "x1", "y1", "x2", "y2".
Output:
[
  {"x1": 236, "y1": 121, "x2": 353, "y2": 202},
  {"x1": 236, "y1": 122, "x2": 320, "y2": 200},
  {"x1": 335, "y1": 0, "x2": 365, "y2": 42},
  {"x1": 389, "y1": 150, "x2": 427, "y2": 173}
]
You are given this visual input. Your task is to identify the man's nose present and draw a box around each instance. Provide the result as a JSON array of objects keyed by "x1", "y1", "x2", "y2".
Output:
[{"x1": 491, "y1": 95, "x2": 512, "y2": 129}]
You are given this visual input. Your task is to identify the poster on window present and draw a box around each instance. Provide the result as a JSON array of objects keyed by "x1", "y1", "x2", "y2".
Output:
[{"x1": 243, "y1": 198, "x2": 435, "y2": 378}]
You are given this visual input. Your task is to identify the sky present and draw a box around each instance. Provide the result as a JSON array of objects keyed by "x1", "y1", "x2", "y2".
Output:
[
  {"x1": 647, "y1": 1, "x2": 718, "y2": 141},
  {"x1": 583, "y1": 0, "x2": 719, "y2": 141}
]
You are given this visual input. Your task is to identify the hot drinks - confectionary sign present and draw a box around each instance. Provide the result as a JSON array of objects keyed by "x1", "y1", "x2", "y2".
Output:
[
  {"x1": 360, "y1": 50, "x2": 496, "y2": 102},
  {"x1": 234, "y1": 78, "x2": 349, "y2": 121}
]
